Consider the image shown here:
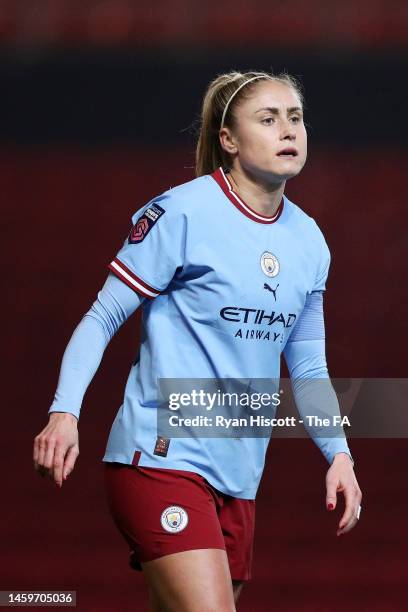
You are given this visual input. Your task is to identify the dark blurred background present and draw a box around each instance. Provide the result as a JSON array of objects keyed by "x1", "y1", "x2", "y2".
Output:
[{"x1": 3, "y1": 2, "x2": 408, "y2": 610}]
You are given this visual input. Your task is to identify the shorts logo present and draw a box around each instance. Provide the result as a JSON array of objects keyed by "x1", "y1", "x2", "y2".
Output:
[
  {"x1": 128, "y1": 204, "x2": 165, "y2": 244},
  {"x1": 260, "y1": 251, "x2": 280, "y2": 277},
  {"x1": 160, "y1": 506, "x2": 189, "y2": 533}
]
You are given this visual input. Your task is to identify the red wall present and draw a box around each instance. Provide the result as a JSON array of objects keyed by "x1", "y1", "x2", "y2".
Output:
[{"x1": 5, "y1": 148, "x2": 407, "y2": 610}]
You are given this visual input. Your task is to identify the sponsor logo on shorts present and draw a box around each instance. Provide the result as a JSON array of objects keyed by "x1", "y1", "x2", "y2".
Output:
[{"x1": 160, "y1": 506, "x2": 189, "y2": 533}]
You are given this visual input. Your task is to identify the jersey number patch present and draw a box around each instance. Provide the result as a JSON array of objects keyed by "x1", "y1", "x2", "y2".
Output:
[{"x1": 128, "y1": 203, "x2": 166, "y2": 244}]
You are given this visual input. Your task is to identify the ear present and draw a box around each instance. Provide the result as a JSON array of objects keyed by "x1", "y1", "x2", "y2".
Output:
[{"x1": 219, "y1": 127, "x2": 238, "y2": 156}]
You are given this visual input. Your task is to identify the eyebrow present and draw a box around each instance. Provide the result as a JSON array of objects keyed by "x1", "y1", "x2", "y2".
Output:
[{"x1": 255, "y1": 106, "x2": 303, "y2": 114}]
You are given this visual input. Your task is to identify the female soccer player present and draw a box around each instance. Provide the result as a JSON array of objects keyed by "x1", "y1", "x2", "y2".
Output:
[{"x1": 34, "y1": 70, "x2": 362, "y2": 611}]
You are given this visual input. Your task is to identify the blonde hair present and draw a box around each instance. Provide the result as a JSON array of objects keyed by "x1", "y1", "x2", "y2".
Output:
[{"x1": 195, "y1": 69, "x2": 304, "y2": 177}]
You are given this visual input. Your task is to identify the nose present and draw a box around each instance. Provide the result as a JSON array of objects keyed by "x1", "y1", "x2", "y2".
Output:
[{"x1": 280, "y1": 119, "x2": 296, "y2": 141}]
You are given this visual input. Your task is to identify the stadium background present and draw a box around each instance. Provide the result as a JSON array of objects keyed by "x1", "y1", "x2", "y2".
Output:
[{"x1": 3, "y1": 2, "x2": 407, "y2": 610}]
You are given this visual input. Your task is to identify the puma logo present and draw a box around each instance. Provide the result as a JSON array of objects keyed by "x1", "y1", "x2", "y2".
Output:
[{"x1": 263, "y1": 283, "x2": 279, "y2": 301}]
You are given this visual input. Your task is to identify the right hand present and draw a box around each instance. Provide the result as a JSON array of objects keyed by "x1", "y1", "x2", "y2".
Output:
[{"x1": 33, "y1": 412, "x2": 79, "y2": 488}]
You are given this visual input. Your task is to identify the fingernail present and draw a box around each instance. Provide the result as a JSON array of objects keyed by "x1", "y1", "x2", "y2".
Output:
[{"x1": 327, "y1": 503, "x2": 334, "y2": 510}]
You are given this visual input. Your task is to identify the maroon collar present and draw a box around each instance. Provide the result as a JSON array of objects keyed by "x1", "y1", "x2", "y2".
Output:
[{"x1": 210, "y1": 167, "x2": 284, "y2": 224}]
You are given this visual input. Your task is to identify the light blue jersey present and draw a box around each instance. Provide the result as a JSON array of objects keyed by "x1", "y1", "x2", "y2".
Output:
[{"x1": 97, "y1": 166, "x2": 352, "y2": 498}]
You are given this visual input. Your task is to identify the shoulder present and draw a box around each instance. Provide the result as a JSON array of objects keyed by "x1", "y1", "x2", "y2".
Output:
[
  {"x1": 131, "y1": 174, "x2": 213, "y2": 224},
  {"x1": 283, "y1": 194, "x2": 329, "y2": 254}
]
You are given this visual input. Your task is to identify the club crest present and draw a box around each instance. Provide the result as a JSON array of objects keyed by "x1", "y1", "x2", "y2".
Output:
[
  {"x1": 260, "y1": 251, "x2": 280, "y2": 277},
  {"x1": 160, "y1": 505, "x2": 189, "y2": 533}
]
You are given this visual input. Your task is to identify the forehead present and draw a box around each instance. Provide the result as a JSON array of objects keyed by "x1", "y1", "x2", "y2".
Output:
[{"x1": 239, "y1": 80, "x2": 302, "y2": 112}]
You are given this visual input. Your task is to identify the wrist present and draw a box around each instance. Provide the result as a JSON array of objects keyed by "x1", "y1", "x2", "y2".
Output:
[
  {"x1": 49, "y1": 411, "x2": 78, "y2": 423},
  {"x1": 332, "y1": 452, "x2": 353, "y2": 466}
]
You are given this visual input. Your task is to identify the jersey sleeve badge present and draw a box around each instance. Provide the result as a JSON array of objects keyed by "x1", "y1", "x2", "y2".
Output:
[{"x1": 128, "y1": 203, "x2": 166, "y2": 244}]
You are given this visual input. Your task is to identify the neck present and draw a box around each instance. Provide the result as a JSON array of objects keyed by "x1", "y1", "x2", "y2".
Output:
[{"x1": 227, "y1": 164, "x2": 285, "y2": 218}]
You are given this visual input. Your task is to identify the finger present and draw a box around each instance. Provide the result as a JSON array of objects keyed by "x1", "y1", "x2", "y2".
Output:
[
  {"x1": 53, "y1": 446, "x2": 66, "y2": 488},
  {"x1": 337, "y1": 497, "x2": 362, "y2": 535},
  {"x1": 337, "y1": 515, "x2": 358, "y2": 536},
  {"x1": 337, "y1": 486, "x2": 358, "y2": 534},
  {"x1": 43, "y1": 438, "x2": 56, "y2": 474},
  {"x1": 33, "y1": 437, "x2": 40, "y2": 470},
  {"x1": 325, "y1": 474, "x2": 338, "y2": 511},
  {"x1": 62, "y1": 446, "x2": 79, "y2": 480},
  {"x1": 37, "y1": 437, "x2": 48, "y2": 475}
]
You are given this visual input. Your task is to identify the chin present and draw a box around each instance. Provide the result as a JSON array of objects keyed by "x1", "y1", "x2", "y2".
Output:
[
  {"x1": 247, "y1": 162, "x2": 303, "y2": 183},
  {"x1": 265, "y1": 167, "x2": 302, "y2": 183},
  {"x1": 273, "y1": 160, "x2": 305, "y2": 179}
]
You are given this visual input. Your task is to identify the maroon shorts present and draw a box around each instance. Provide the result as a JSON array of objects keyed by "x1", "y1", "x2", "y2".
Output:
[{"x1": 103, "y1": 461, "x2": 255, "y2": 581}]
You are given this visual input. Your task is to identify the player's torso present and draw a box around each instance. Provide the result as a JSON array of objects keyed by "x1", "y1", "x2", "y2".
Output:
[{"x1": 165, "y1": 184, "x2": 318, "y2": 351}]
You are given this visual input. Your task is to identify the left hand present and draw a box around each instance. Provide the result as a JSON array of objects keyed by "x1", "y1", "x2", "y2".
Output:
[{"x1": 325, "y1": 452, "x2": 362, "y2": 536}]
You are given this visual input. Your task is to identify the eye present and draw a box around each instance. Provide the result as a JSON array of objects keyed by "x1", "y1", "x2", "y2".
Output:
[
  {"x1": 261, "y1": 117, "x2": 275, "y2": 125},
  {"x1": 290, "y1": 116, "x2": 302, "y2": 123}
]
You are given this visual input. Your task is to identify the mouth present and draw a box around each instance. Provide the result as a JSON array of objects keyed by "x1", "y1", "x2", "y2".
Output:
[{"x1": 277, "y1": 147, "x2": 298, "y2": 158}]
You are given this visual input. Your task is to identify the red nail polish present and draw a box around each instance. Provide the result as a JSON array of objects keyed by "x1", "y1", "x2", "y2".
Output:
[{"x1": 327, "y1": 503, "x2": 334, "y2": 510}]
